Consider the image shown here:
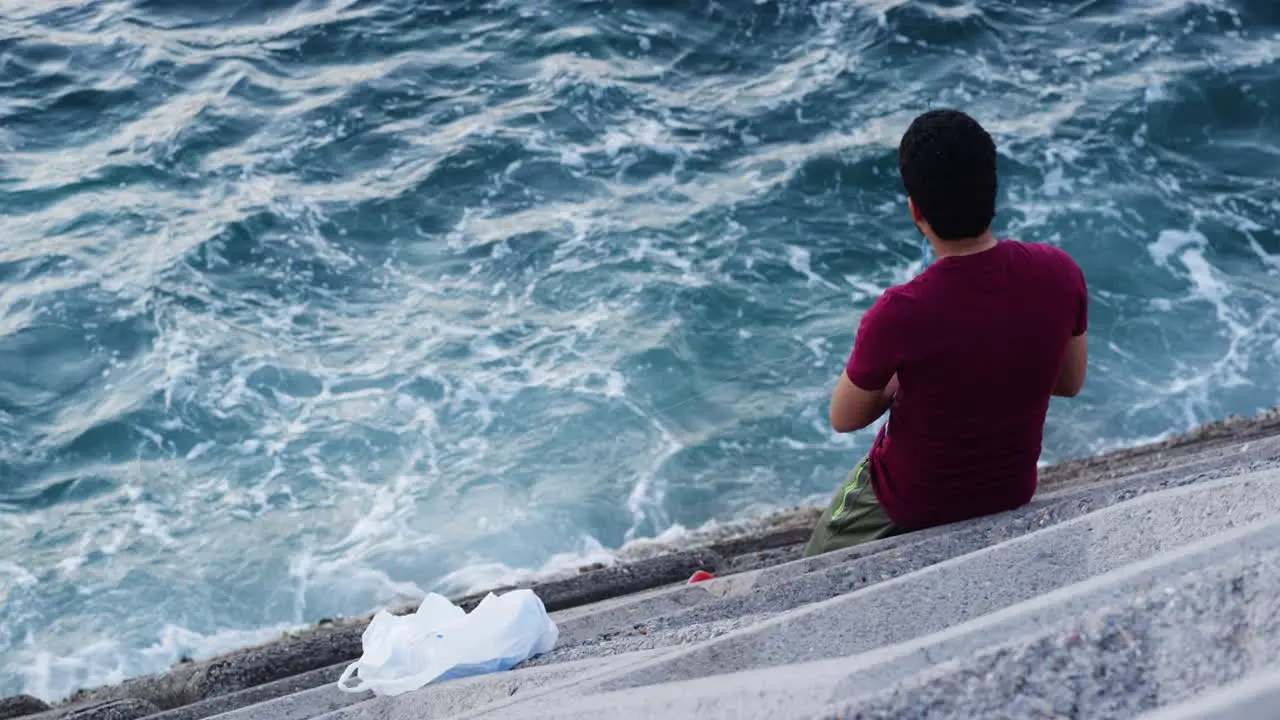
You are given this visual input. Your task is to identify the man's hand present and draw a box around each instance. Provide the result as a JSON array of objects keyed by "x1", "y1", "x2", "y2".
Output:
[{"x1": 830, "y1": 371, "x2": 898, "y2": 433}]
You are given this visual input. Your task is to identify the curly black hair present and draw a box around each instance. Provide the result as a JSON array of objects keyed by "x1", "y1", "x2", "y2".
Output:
[{"x1": 897, "y1": 109, "x2": 997, "y2": 241}]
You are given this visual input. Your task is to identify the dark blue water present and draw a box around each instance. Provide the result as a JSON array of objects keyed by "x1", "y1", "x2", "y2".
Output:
[{"x1": 2, "y1": 0, "x2": 1278, "y2": 701}]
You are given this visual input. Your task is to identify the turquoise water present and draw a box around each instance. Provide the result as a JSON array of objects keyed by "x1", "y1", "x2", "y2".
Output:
[{"x1": 2, "y1": 0, "x2": 1278, "y2": 701}]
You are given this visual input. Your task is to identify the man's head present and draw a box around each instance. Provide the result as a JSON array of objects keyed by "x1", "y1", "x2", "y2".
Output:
[{"x1": 897, "y1": 109, "x2": 997, "y2": 242}]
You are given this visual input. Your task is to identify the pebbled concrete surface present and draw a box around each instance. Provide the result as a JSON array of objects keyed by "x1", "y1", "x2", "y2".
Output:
[
  {"x1": 1138, "y1": 666, "x2": 1280, "y2": 720},
  {"x1": 0, "y1": 696, "x2": 50, "y2": 720},
  {"x1": 143, "y1": 664, "x2": 350, "y2": 720},
  {"x1": 826, "y1": 545, "x2": 1280, "y2": 719},
  {"x1": 628, "y1": 470, "x2": 1280, "y2": 689},
  {"x1": 304, "y1": 651, "x2": 675, "y2": 720},
  {"x1": 24, "y1": 699, "x2": 160, "y2": 720},
  {"x1": 463, "y1": 485, "x2": 1280, "y2": 720},
  {"x1": 249, "y1": 451, "x2": 1280, "y2": 720},
  {"x1": 523, "y1": 453, "x2": 1280, "y2": 672},
  {"x1": 1035, "y1": 406, "x2": 1280, "y2": 489},
  {"x1": 532, "y1": 549, "x2": 725, "y2": 613}
]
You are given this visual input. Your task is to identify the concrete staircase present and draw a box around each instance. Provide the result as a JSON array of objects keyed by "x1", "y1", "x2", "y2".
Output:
[{"x1": 17, "y1": 429, "x2": 1280, "y2": 719}]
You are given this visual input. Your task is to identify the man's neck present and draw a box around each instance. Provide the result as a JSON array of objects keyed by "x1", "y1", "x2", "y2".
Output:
[{"x1": 929, "y1": 230, "x2": 997, "y2": 260}]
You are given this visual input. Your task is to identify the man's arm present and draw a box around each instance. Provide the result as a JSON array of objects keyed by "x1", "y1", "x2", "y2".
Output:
[
  {"x1": 1053, "y1": 333, "x2": 1088, "y2": 397},
  {"x1": 1054, "y1": 250, "x2": 1089, "y2": 398},
  {"x1": 830, "y1": 371, "x2": 898, "y2": 433}
]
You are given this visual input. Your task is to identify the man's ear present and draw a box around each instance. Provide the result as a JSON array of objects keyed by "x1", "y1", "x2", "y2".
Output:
[
  {"x1": 908, "y1": 196, "x2": 924, "y2": 224},
  {"x1": 908, "y1": 197, "x2": 932, "y2": 238}
]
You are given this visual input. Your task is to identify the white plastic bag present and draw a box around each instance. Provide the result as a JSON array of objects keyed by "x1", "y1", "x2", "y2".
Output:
[{"x1": 336, "y1": 589, "x2": 558, "y2": 696}]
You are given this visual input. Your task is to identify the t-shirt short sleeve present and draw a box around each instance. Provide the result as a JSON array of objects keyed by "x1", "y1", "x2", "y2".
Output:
[
  {"x1": 1065, "y1": 254, "x2": 1088, "y2": 336},
  {"x1": 844, "y1": 292, "x2": 901, "y2": 390}
]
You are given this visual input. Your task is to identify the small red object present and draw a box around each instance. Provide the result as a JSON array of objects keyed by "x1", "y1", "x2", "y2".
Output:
[{"x1": 688, "y1": 570, "x2": 715, "y2": 584}]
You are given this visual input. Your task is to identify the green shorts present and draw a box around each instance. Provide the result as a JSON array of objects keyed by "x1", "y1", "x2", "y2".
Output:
[{"x1": 804, "y1": 457, "x2": 908, "y2": 557}]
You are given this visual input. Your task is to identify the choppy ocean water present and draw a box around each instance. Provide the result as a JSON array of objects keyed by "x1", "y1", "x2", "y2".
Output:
[{"x1": 1, "y1": 0, "x2": 1278, "y2": 701}]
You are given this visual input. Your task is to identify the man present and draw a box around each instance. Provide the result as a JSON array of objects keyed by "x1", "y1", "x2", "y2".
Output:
[{"x1": 804, "y1": 109, "x2": 1089, "y2": 557}]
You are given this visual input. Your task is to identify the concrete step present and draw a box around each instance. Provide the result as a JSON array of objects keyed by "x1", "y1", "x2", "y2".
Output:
[
  {"x1": 524, "y1": 435, "x2": 1280, "y2": 669},
  {"x1": 215, "y1": 650, "x2": 675, "y2": 720},
  {"x1": 144, "y1": 665, "x2": 350, "y2": 720},
  {"x1": 824, "y1": 537, "x2": 1280, "y2": 719},
  {"x1": 1137, "y1": 666, "x2": 1280, "y2": 720},
  {"x1": 178, "y1": 437, "x2": 1280, "y2": 719},
  {"x1": 536, "y1": 468, "x2": 1280, "y2": 695},
  {"x1": 272, "y1": 465, "x2": 1280, "y2": 720},
  {"x1": 478, "y1": 509, "x2": 1280, "y2": 719}
]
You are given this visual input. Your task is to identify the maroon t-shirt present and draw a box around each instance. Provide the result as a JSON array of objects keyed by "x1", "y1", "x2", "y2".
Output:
[{"x1": 845, "y1": 239, "x2": 1088, "y2": 529}]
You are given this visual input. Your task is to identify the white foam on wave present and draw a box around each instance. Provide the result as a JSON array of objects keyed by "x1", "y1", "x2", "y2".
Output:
[
  {"x1": 620, "y1": 396, "x2": 684, "y2": 543},
  {"x1": 433, "y1": 535, "x2": 617, "y2": 597},
  {"x1": 434, "y1": 504, "x2": 817, "y2": 598},
  {"x1": 0, "y1": 562, "x2": 39, "y2": 597},
  {"x1": 10, "y1": 620, "x2": 304, "y2": 704},
  {"x1": 1148, "y1": 228, "x2": 1209, "y2": 268},
  {"x1": 785, "y1": 244, "x2": 840, "y2": 290},
  {"x1": 288, "y1": 543, "x2": 431, "y2": 621},
  {"x1": 1137, "y1": 224, "x2": 1277, "y2": 429},
  {"x1": 1178, "y1": 249, "x2": 1232, "y2": 324}
]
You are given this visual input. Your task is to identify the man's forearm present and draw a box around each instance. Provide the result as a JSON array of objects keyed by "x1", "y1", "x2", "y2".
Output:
[{"x1": 830, "y1": 371, "x2": 898, "y2": 433}]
